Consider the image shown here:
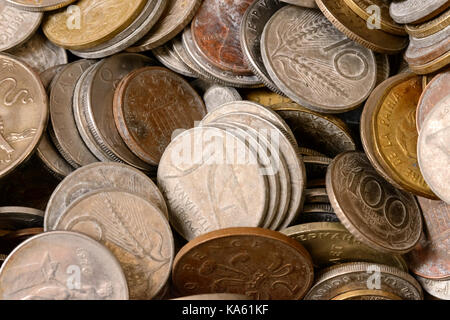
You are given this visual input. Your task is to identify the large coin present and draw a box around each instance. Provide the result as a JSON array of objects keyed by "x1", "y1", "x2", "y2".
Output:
[
  {"x1": 261, "y1": 6, "x2": 377, "y2": 113},
  {"x1": 0, "y1": 3, "x2": 42, "y2": 52},
  {"x1": 0, "y1": 231, "x2": 128, "y2": 300},
  {"x1": 281, "y1": 222, "x2": 408, "y2": 270},
  {"x1": 172, "y1": 227, "x2": 314, "y2": 299},
  {"x1": 390, "y1": 0, "x2": 449, "y2": 24},
  {"x1": 0, "y1": 53, "x2": 48, "y2": 178},
  {"x1": 129, "y1": 0, "x2": 202, "y2": 51},
  {"x1": 44, "y1": 162, "x2": 168, "y2": 231},
  {"x1": 326, "y1": 151, "x2": 422, "y2": 254},
  {"x1": 54, "y1": 190, "x2": 174, "y2": 300},
  {"x1": 304, "y1": 262, "x2": 423, "y2": 300},
  {"x1": 4, "y1": 0, "x2": 77, "y2": 12},
  {"x1": 157, "y1": 127, "x2": 269, "y2": 240},
  {"x1": 418, "y1": 95, "x2": 450, "y2": 203},
  {"x1": 113, "y1": 66, "x2": 206, "y2": 165},
  {"x1": 315, "y1": 0, "x2": 408, "y2": 54},
  {"x1": 43, "y1": 0, "x2": 147, "y2": 50}
]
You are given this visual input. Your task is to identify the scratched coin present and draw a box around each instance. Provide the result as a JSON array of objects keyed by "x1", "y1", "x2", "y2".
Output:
[
  {"x1": 326, "y1": 151, "x2": 423, "y2": 254},
  {"x1": 0, "y1": 53, "x2": 48, "y2": 179},
  {"x1": 113, "y1": 66, "x2": 206, "y2": 165},
  {"x1": 172, "y1": 227, "x2": 314, "y2": 299},
  {"x1": 0, "y1": 231, "x2": 129, "y2": 300},
  {"x1": 304, "y1": 262, "x2": 423, "y2": 300},
  {"x1": 0, "y1": 3, "x2": 42, "y2": 52},
  {"x1": 44, "y1": 162, "x2": 169, "y2": 231},
  {"x1": 390, "y1": 0, "x2": 449, "y2": 24},
  {"x1": 281, "y1": 222, "x2": 408, "y2": 270},
  {"x1": 157, "y1": 127, "x2": 270, "y2": 240},
  {"x1": 54, "y1": 189, "x2": 174, "y2": 300},
  {"x1": 261, "y1": 6, "x2": 377, "y2": 113},
  {"x1": 4, "y1": 0, "x2": 77, "y2": 12},
  {"x1": 416, "y1": 277, "x2": 450, "y2": 300},
  {"x1": 203, "y1": 85, "x2": 242, "y2": 113}
]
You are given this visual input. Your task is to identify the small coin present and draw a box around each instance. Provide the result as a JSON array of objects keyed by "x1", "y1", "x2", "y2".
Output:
[
  {"x1": 416, "y1": 70, "x2": 450, "y2": 132},
  {"x1": 0, "y1": 207, "x2": 43, "y2": 230},
  {"x1": 273, "y1": 102, "x2": 356, "y2": 157},
  {"x1": 240, "y1": 88, "x2": 291, "y2": 107},
  {"x1": 406, "y1": 9, "x2": 450, "y2": 38},
  {"x1": 152, "y1": 41, "x2": 197, "y2": 77},
  {"x1": 4, "y1": 0, "x2": 77, "y2": 12},
  {"x1": 326, "y1": 151, "x2": 422, "y2": 254},
  {"x1": 0, "y1": 3, "x2": 42, "y2": 52},
  {"x1": 390, "y1": 0, "x2": 449, "y2": 24},
  {"x1": 280, "y1": 0, "x2": 317, "y2": 8},
  {"x1": 303, "y1": 203, "x2": 334, "y2": 214},
  {"x1": 0, "y1": 231, "x2": 129, "y2": 300},
  {"x1": 128, "y1": 0, "x2": 202, "y2": 51},
  {"x1": 113, "y1": 66, "x2": 206, "y2": 165},
  {"x1": 0, "y1": 53, "x2": 48, "y2": 179},
  {"x1": 261, "y1": 6, "x2": 377, "y2": 113},
  {"x1": 204, "y1": 85, "x2": 242, "y2": 113},
  {"x1": 172, "y1": 227, "x2": 314, "y2": 300},
  {"x1": 281, "y1": 222, "x2": 408, "y2": 270},
  {"x1": 173, "y1": 293, "x2": 250, "y2": 300},
  {"x1": 55, "y1": 189, "x2": 174, "y2": 300},
  {"x1": 44, "y1": 162, "x2": 168, "y2": 231},
  {"x1": 316, "y1": 0, "x2": 408, "y2": 54},
  {"x1": 416, "y1": 276, "x2": 450, "y2": 300},
  {"x1": 43, "y1": 0, "x2": 147, "y2": 50},
  {"x1": 304, "y1": 262, "x2": 423, "y2": 300}
]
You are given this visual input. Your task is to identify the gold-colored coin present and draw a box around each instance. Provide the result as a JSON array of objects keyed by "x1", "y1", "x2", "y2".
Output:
[
  {"x1": 409, "y1": 51, "x2": 450, "y2": 75},
  {"x1": 343, "y1": 0, "x2": 406, "y2": 36},
  {"x1": 406, "y1": 9, "x2": 450, "y2": 38},
  {"x1": 240, "y1": 88, "x2": 291, "y2": 107},
  {"x1": 361, "y1": 73, "x2": 436, "y2": 198},
  {"x1": 281, "y1": 222, "x2": 408, "y2": 271},
  {"x1": 332, "y1": 290, "x2": 402, "y2": 300},
  {"x1": 43, "y1": 0, "x2": 147, "y2": 50}
]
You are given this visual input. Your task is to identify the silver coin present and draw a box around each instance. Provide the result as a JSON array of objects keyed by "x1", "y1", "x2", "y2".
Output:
[
  {"x1": 152, "y1": 41, "x2": 197, "y2": 77},
  {"x1": 69, "y1": 0, "x2": 167, "y2": 58},
  {"x1": 4, "y1": 0, "x2": 77, "y2": 12},
  {"x1": 408, "y1": 25, "x2": 450, "y2": 48},
  {"x1": 280, "y1": 0, "x2": 318, "y2": 8},
  {"x1": 0, "y1": 231, "x2": 129, "y2": 300},
  {"x1": 44, "y1": 162, "x2": 169, "y2": 231},
  {"x1": 416, "y1": 276, "x2": 450, "y2": 300},
  {"x1": 305, "y1": 188, "x2": 329, "y2": 203},
  {"x1": 39, "y1": 65, "x2": 66, "y2": 89},
  {"x1": 390, "y1": 0, "x2": 449, "y2": 24},
  {"x1": 204, "y1": 85, "x2": 242, "y2": 113},
  {"x1": 36, "y1": 131, "x2": 73, "y2": 179},
  {"x1": 0, "y1": 3, "x2": 42, "y2": 52},
  {"x1": 303, "y1": 203, "x2": 335, "y2": 214},
  {"x1": 182, "y1": 27, "x2": 263, "y2": 88},
  {"x1": 8, "y1": 32, "x2": 67, "y2": 73},
  {"x1": 240, "y1": 0, "x2": 285, "y2": 93},
  {"x1": 49, "y1": 60, "x2": 99, "y2": 168},
  {"x1": 0, "y1": 207, "x2": 43, "y2": 230},
  {"x1": 261, "y1": 6, "x2": 377, "y2": 113}
]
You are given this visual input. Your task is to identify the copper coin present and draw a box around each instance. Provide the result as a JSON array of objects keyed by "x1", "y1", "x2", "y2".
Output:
[
  {"x1": 326, "y1": 151, "x2": 423, "y2": 254},
  {"x1": 191, "y1": 0, "x2": 254, "y2": 75},
  {"x1": 113, "y1": 66, "x2": 206, "y2": 165},
  {"x1": 417, "y1": 70, "x2": 450, "y2": 132},
  {"x1": 407, "y1": 197, "x2": 450, "y2": 280},
  {"x1": 172, "y1": 227, "x2": 314, "y2": 300}
]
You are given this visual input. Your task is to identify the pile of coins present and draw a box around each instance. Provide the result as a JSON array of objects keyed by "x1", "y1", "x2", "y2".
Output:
[{"x1": 0, "y1": 0, "x2": 448, "y2": 300}]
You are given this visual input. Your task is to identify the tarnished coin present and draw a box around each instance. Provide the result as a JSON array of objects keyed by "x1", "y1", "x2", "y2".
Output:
[
  {"x1": 273, "y1": 102, "x2": 356, "y2": 157},
  {"x1": 280, "y1": 0, "x2": 317, "y2": 8},
  {"x1": 375, "y1": 53, "x2": 391, "y2": 86},
  {"x1": 405, "y1": 26, "x2": 450, "y2": 66},
  {"x1": 315, "y1": 0, "x2": 408, "y2": 54},
  {"x1": 152, "y1": 41, "x2": 197, "y2": 77},
  {"x1": 303, "y1": 203, "x2": 334, "y2": 214},
  {"x1": 36, "y1": 131, "x2": 73, "y2": 179},
  {"x1": 129, "y1": 0, "x2": 202, "y2": 51},
  {"x1": 281, "y1": 222, "x2": 408, "y2": 270},
  {"x1": 0, "y1": 53, "x2": 48, "y2": 178},
  {"x1": 361, "y1": 73, "x2": 436, "y2": 198},
  {"x1": 8, "y1": 32, "x2": 67, "y2": 73},
  {"x1": 406, "y1": 9, "x2": 450, "y2": 38},
  {"x1": 326, "y1": 151, "x2": 422, "y2": 254},
  {"x1": 0, "y1": 207, "x2": 43, "y2": 230},
  {"x1": 158, "y1": 127, "x2": 269, "y2": 240},
  {"x1": 304, "y1": 262, "x2": 423, "y2": 300},
  {"x1": 343, "y1": 0, "x2": 406, "y2": 35},
  {"x1": 416, "y1": 277, "x2": 450, "y2": 300},
  {"x1": 173, "y1": 293, "x2": 250, "y2": 300},
  {"x1": 55, "y1": 189, "x2": 174, "y2": 300},
  {"x1": 298, "y1": 147, "x2": 326, "y2": 157},
  {"x1": 49, "y1": 60, "x2": 99, "y2": 168},
  {"x1": 0, "y1": 3, "x2": 42, "y2": 52},
  {"x1": 172, "y1": 227, "x2": 314, "y2": 299},
  {"x1": 113, "y1": 66, "x2": 206, "y2": 165},
  {"x1": 4, "y1": 0, "x2": 77, "y2": 12},
  {"x1": 44, "y1": 162, "x2": 168, "y2": 231},
  {"x1": 304, "y1": 188, "x2": 329, "y2": 203},
  {"x1": 418, "y1": 95, "x2": 450, "y2": 203},
  {"x1": 43, "y1": 0, "x2": 147, "y2": 50},
  {"x1": 390, "y1": 0, "x2": 449, "y2": 24},
  {"x1": 0, "y1": 231, "x2": 129, "y2": 300},
  {"x1": 416, "y1": 70, "x2": 450, "y2": 131},
  {"x1": 261, "y1": 6, "x2": 377, "y2": 113},
  {"x1": 240, "y1": 88, "x2": 291, "y2": 107},
  {"x1": 191, "y1": 0, "x2": 254, "y2": 75},
  {"x1": 298, "y1": 211, "x2": 340, "y2": 224},
  {"x1": 240, "y1": 0, "x2": 285, "y2": 93},
  {"x1": 204, "y1": 85, "x2": 242, "y2": 113},
  {"x1": 304, "y1": 155, "x2": 332, "y2": 182}
]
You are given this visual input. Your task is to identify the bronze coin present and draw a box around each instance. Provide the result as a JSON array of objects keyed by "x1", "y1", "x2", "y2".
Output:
[
  {"x1": 191, "y1": 0, "x2": 254, "y2": 75},
  {"x1": 407, "y1": 197, "x2": 450, "y2": 280},
  {"x1": 172, "y1": 227, "x2": 314, "y2": 300},
  {"x1": 113, "y1": 66, "x2": 206, "y2": 165}
]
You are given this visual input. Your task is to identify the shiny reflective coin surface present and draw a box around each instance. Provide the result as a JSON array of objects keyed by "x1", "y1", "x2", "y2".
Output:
[
  {"x1": 416, "y1": 276, "x2": 450, "y2": 300},
  {"x1": 204, "y1": 85, "x2": 242, "y2": 113},
  {"x1": 152, "y1": 41, "x2": 197, "y2": 77}
]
